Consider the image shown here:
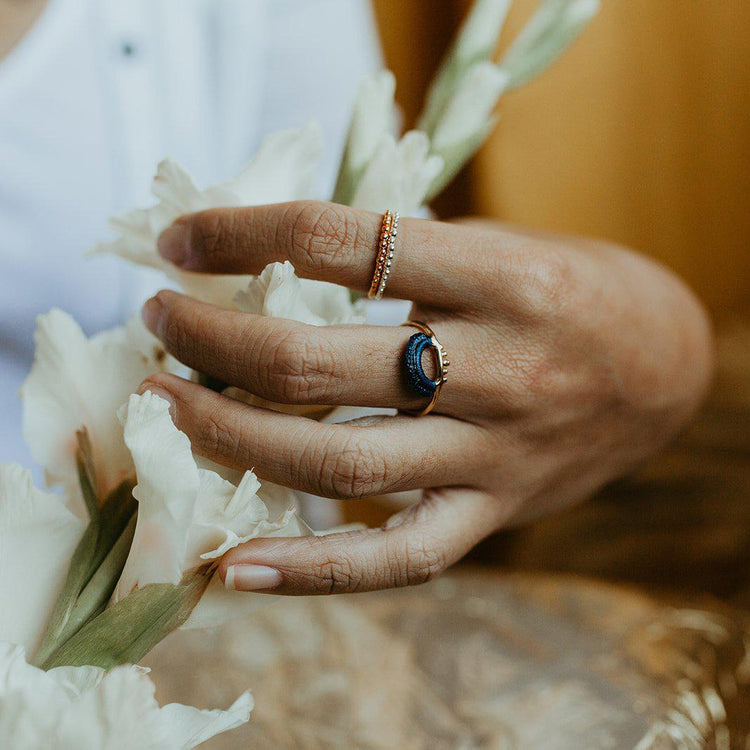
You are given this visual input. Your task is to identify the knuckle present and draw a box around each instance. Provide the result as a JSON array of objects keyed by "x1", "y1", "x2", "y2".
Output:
[
  {"x1": 198, "y1": 412, "x2": 243, "y2": 465},
  {"x1": 286, "y1": 201, "x2": 357, "y2": 273},
  {"x1": 314, "y1": 552, "x2": 361, "y2": 594},
  {"x1": 159, "y1": 302, "x2": 193, "y2": 357},
  {"x1": 189, "y1": 210, "x2": 234, "y2": 259},
  {"x1": 257, "y1": 327, "x2": 336, "y2": 403},
  {"x1": 316, "y1": 433, "x2": 389, "y2": 499},
  {"x1": 518, "y1": 247, "x2": 575, "y2": 318},
  {"x1": 496, "y1": 345, "x2": 562, "y2": 412},
  {"x1": 389, "y1": 531, "x2": 447, "y2": 587}
]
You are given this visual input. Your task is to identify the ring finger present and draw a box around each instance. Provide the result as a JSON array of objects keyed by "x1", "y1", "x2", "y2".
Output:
[{"x1": 138, "y1": 374, "x2": 489, "y2": 500}]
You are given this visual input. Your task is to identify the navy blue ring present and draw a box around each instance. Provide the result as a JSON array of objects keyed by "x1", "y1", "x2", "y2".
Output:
[{"x1": 404, "y1": 332, "x2": 440, "y2": 398}]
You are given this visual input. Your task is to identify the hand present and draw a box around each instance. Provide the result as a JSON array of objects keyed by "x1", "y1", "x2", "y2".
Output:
[{"x1": 140, "y1": 201, "x2": 713, "y2": 595}]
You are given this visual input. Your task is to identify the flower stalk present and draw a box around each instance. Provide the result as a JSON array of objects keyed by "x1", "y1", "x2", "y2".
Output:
[
  {"x1": 39, "y1": 568, "x2": 214, "y2": 671},
  {"x1": 32, "y1": 433, "x2": 137, "y2": 666}
]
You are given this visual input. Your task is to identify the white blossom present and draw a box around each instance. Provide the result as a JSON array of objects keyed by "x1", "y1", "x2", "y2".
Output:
[
  {"x1": 0, "y1": 643, "x2": 251, "y2": 749},
  {"x1": 350, "y1": 131, "x2": 443, "y2": 216},
  {"x1": 419, "y1": 0, "x2": 512, "y2": 135},
  {"x1": 115, "y1": 392, "x2": 311, "y2": 627},
  {"x1": 499, "y1": 0, "x2": 601, "y2": 89},
  {"x1": 92, "y1": 123, "x2": 325, "y2": 309},
  {"x1": 0, "y1": 465, "x2": 85, "y2": 656},
  {"x1": 333, "y1": 71, "x2": 397, "y2": 204},
  {"x1": 21, "y1": 311, "x2": 171, "y2": 513},
  {"x1": 235, "y1": 261, "x2": 366, "y2": 326}
]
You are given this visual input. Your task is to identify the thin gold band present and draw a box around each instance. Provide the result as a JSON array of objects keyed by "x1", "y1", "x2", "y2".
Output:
[{"x1": 368, "y1": 210, "x2": 399, "y2": 300}]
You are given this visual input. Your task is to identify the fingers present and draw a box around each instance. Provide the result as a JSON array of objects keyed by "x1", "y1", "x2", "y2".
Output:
[
  {"x1": 142, "y1": 289, "x2": 470, "y2": 414},
  {"x1": 156, "y1": 200, "x2": 493, "y2": 309},
  {"x1": 218, "y1": 488, "x2": 505, "y2": 595},
  {"x1": 138, "y1": 373, "x2": 488, "y2": 499}
]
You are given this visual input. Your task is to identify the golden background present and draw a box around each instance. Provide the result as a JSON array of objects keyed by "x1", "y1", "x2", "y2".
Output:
[{"x1": 373, "y1": 0, "x2": 750, "y2": 316}]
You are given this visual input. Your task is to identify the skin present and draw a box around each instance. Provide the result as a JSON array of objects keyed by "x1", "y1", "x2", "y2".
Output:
[
  {"x1": 0, "y1": 0, "x2": 48, "y2": 60},
  {"x1": 140, "y1": 200, "x2": 714, "y2": 595}
]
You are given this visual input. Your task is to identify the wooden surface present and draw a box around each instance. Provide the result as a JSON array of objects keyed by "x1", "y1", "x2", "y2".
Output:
[{"x1": 146, "y1": 571, "x2": 750, "y2": 748}]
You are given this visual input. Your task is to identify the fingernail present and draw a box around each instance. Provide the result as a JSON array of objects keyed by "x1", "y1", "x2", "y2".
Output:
[
  {"x1": 224, "y1": 564, "x2": 282, "y2": 591},
  {"x1": 137, "y1": 382, "x2": 176, "y2": 417},
  {"x1": 158, "y1": 223, "x2": 190, "y2": 266},
  {"x1": 141, "y1": 296, "x2": 164, "y2": 336}
]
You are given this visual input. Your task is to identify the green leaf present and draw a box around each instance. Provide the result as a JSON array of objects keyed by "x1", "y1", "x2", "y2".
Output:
[
  {"x1": 31, "y1": 443, "x2": 137, "y2": 667},
  {"x1": 499, "y1": 0, "x2": 599, "y2": 90},
  {"x1": 88, "y1": 479, "x2": 137, "y2": 578},
  {"x1": 331, "y1": 151, "x2": 362, "y2": 207},
  {"x1": 75, "y1": 429, "x2": 99, "y2": 523},
  {"x1": 39, "y1": 570, "x2": 214, "y2": 671},
  {"x1": 417, "y1": 0, "x2": 511, "y2": 136},
  {"x1": 31, "y1": 515, "x2": 100, "y2": 666},
  {"x1": 58, "y1": 513, "x2": 137, "y2": 642},
  {"x1": 423, "y1": 123, "x2": 495, "y2": 203}
]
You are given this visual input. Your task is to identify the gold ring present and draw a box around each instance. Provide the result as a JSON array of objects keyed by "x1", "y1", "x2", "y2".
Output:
[
  {"x1": 401, "y1": 320, "x2": 449, "y2": 416},
  {"x1": 368, "y1": 210, "x2": 399, "y2": 300}
]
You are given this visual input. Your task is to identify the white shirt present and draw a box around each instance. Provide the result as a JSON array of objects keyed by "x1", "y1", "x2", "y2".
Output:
[{"x1": 0, "y1": 0, "x2": 381, "y2": 467}]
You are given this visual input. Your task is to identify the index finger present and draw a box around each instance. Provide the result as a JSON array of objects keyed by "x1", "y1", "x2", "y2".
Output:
[{"x1": 156, "y1": 201, "x2": 495, "y2": 309}]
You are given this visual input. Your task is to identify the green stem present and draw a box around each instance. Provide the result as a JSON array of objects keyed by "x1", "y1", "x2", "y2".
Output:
[
  {"x1": 39, "y1": 570, "x2": 213, "y2": 671},
  {"x1": 55, "y1": 514, "x2": 137, "y2": 647}
]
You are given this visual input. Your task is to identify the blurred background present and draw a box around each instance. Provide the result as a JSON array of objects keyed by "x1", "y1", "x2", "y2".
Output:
[{"x1": 373, "y1": 0, "x2": 750, "y2": 318}]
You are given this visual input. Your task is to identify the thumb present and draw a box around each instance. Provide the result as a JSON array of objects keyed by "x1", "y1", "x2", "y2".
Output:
[{"x1": 218, "y1": 488, "x2": 503, "y2": 595}]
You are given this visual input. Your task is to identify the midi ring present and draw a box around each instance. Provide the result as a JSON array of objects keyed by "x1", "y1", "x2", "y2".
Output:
[
  {"x1": 401, "y1": 321, "x2": 450, "y2": 416},
  {"x1": 368, "y1": 210, "x2": 399, "y2": 300}
]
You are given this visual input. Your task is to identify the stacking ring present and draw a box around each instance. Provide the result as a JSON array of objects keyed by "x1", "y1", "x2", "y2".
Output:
[
  {"x1": 401, "y1": 321, "x2": 450, "y2": 416},
  {"x1": 368, "y1": 210, "x2": 399, "y2": 300}
]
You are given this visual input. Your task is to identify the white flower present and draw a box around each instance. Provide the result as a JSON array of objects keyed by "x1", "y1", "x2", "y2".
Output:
[
  {"x1": 0, "y1": 643, "x2": 251, "y2": 749},
  {"x1": 419, "y1": 0, "x2": 512, "y2": 135},
  {"x1": 454, "y1": 0, "x2": 513, "y2": 62},
  {"x1": 93, "y1": 123, "x2": 324, "y2": 308},
  {"x1": 431, "y1": 62, "x2": 510, "y2": 154},
  {"x1": 235, "y1": 261, "x2": 366, "y2": 326},
  {"x1": 499, "y1": 0, "x2": 601, "y2": 89},
  {"x1": 424, "y1": 61, "x2": 509, "y2": 201},
  {"x1": 0, "y1": 465, "x2": 85, "y2": 656},
  {"x1": 350, "y1": 131, "x2": 444, "y2": 216},
  {"x1": 333, "y1": 71, "x2": 397, "y2": 205},
  {"x1": 115, "y1": 393, "x2": 311, "y2": 627},
  {"x1": 21, "y1": 311, "x2": 171, "y2": 513}
]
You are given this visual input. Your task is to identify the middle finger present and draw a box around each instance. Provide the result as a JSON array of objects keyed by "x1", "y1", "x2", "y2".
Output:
[{"x1": 142, "y1": 290, "x2": 472, "y2": 415}]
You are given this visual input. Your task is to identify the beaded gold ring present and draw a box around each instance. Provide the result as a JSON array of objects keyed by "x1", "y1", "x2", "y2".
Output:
[
  {"x1": 401, "y1": 320, "x2": 450, "y2": 417},
  {"x1": 368, "y1": 210, "x2": 399, "y2": 300}
]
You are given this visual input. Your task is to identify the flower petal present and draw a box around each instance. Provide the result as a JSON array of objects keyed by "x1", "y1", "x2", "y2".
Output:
[
  {"x1": 116, "y1": 392, "x2": 200, "y2": 595},
  {"x1": 418, "y1": 0, "x2": 512, "y2": 135},
  {"x1": 350, "y1": 131, "x2": 443, "y2": 216},
  {"x1": 333, "y1": 71, "x2": 397, "y2": 204},
  {"x1": 234, "y1": 261, "x2": 365, "y2": 326},
  {"x1": 116, "y1": 393, "x2": 312, "y2": 615},
  {"x1": 431, "y1": 62, "x2": 509, "y2": 153},
  {"x1": 0, "y1": 466, "x2": 85, "y2": 655},
  {"x1": 212, "y1": 121, "x2": 322, "y2": 206},
  {"x1": 0, "y1": 644, "x2": 251, "y2": 749},
  {"x1": 92, "y1": 124, "x2": 323, "y2": 311},
  {"x1": 160, "y1": 692, "x2": 253, "y2": 748},
  {"x1": 21, "y1": 311, "x2": 171, "y2": 509}
]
